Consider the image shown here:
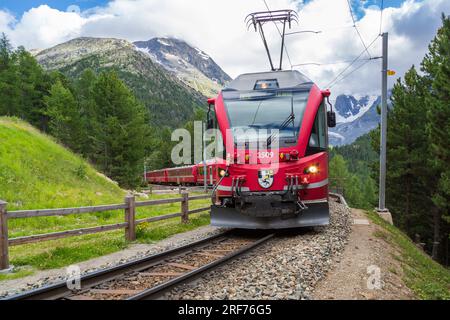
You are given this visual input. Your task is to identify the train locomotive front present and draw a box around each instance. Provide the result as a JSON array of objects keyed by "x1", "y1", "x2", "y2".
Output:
[{"x1": 209, "y1": 70, "x2": 336, "y2": 229}]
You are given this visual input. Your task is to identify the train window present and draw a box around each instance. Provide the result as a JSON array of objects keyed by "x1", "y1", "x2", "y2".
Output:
[
  {"x1": 207, "y1": 107, "x2": 218, "y2": 130},
  {"x1": 224, "y1": 91, "x2": 309, "y2": 148},
  {"x1": 307, "y1": 101, "x2": 327, "y2": 154}
]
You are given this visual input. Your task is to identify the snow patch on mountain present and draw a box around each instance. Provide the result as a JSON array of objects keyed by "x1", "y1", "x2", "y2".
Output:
[
  {"x1": 329, "y1": 132, "x2": 346, "y2": 143},
  {"x1": 195, "y1": 47, "x2": 210, "y2": 60},
  {"x1": 335, "y1": 95, "x2": 379, "y2": 124},
  {"x1": 157, "y1": 38, "x2": 172, "y2": 46}
]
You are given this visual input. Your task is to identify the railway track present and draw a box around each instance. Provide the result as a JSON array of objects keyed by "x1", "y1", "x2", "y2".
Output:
[{"x1": 5, "y1": 230, "x2": 274, "y2": 300}]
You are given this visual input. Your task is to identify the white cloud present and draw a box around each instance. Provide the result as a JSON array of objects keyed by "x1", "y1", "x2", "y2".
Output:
[
  {"x1": 1, "y1": 0, "x2": 448, "y2": 96},
  {"x1": 1, "y1": 5, "x2": 112, "y2": 50},
  {"x1": 0, "y1": 9, "x2": 15, "y2": 31}
]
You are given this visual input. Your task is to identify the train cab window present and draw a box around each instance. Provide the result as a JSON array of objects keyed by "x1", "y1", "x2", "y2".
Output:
[
  {"x1": 307, "y1": 102, "x2": 328, "y2": 155},
  {"x1": 206, "y1": 106, "x2": 225, "y2": 159},
  {"x1": 207, "y1": 107, "x2": 218, "y2": 130}
]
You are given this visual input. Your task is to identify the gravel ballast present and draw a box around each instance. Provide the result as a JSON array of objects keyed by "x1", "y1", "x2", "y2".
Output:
[{"x1": 167, "y1": 201, "x2": 352, "y2": 300}]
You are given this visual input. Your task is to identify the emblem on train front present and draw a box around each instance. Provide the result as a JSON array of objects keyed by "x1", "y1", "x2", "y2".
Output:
[{"x1": 258, "y1": 170, "x2": 274, "y2": 189}]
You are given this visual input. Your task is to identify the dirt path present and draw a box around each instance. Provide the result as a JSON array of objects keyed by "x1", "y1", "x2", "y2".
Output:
[{"x1": 312, "y1": 209, "x2": 416, "y2": 300}]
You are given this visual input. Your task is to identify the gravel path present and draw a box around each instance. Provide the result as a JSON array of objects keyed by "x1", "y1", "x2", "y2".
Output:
[
  {"x1": 0, "y1": 225, "x2": 225, "y2": 298},
  {"x1": 166, "y1": 201, "x2": 352, "y2": 300},
  {"x1": 312, "y1": 209, "x2": 415, "y2": 300}
]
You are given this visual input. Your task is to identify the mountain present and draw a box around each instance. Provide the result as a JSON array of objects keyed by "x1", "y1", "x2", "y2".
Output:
[
  {"x1": 330, "y1": 95, "x2": 381, "y2": 146},
  {"x1": 134, "y1": 37, "x2": 231, "y2": 97},
  {"x1": 35, "y1": 37, "x2": 206, "y2": 128}
]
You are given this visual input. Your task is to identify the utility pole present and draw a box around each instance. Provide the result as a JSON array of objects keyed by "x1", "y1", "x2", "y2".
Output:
[
  {"x1": 377, "y1": 32, "x2": 393, "y2": 225},
  {"x1": 143, "y1": 161, "x2": 147, "y2": 184}
]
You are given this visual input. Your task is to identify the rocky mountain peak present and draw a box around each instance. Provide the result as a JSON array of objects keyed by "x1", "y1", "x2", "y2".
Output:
[
  {"x1": 36, "y1": 37, "x2": 136, "y2": 71},
  {"x1": 134, "y1": 37, "x2": 231, "y2": 96}
]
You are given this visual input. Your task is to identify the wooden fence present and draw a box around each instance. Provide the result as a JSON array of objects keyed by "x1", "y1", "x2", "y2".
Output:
[{"x1": 0, "y1": 192, "x2": 211, "y2": 271}]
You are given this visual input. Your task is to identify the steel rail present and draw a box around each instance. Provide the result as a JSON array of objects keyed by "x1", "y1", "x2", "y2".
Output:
[
  {"x1": 5, "y1": 231, "x2": 274, "y2": 301},
  {"x1": 4, "y1": 231, "x2": 233, "y2": 300},
  {"x1": 128, "y1": 233, "x2": 275, "y2": 300}
]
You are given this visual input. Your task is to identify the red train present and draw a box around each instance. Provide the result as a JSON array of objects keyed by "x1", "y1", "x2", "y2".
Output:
[
  {"x1": 146, "y1": 160, "x2": 224, "y2": 186},
  {"x1": 147, "y1": 69, "x2": 336, "y2": 229},
  {"x1": 147, "y1": 10, "x2": 337, "y2": 229}
]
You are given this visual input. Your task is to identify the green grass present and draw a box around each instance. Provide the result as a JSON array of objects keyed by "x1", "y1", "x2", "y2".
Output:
[
  {"x1": 0, "y1": 268, "x2": 34, "y2": 281},
  {"x1": 367, "y1": 211, "x2": 450, "y2": 300},
  {"x1": 0, "y1": 117, "x2": 211, "y2": 278}
]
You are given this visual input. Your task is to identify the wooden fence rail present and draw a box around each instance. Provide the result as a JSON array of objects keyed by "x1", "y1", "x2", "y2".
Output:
[{"x1": 0, "y1": 192, "x2": 211, "y2": 271}]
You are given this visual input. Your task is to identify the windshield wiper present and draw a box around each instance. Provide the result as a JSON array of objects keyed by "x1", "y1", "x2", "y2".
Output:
[
  {"x1": 267, "y1": 96, "x2": 296, "y2": 147},
  {"x1": 266, "y1": 114, "x2": 296, "y2": 147}
]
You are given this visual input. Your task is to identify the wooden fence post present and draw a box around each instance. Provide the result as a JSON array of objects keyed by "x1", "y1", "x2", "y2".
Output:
[
  {"x1": 125, "y1": 196, "x2": 136, "y2": 241},
  {"x1": 0, "y1": 200, "x2": 10, "y2": 271},
  {"x1": 181, "y1": 192, "x2": 189, "y2": 224}
]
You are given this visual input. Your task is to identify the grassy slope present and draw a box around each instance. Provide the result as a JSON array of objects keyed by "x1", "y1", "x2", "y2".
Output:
[
  {"x1": 0, "y1": 117, "x2": 209, "y2": 280},
  {"x1": 367, "y1": 211, "x2": 450, "y2": 300}
]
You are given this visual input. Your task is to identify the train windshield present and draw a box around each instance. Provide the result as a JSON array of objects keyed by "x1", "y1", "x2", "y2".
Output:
[{"x1": 223, "y1": 91, "x2": 309, "y2": 146}]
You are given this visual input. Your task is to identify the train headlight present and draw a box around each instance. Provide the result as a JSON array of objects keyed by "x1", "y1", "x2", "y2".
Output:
[
  {"x1": 219, "y1": 168, "x2": 228, "y2": 177},
  {"x1": 305, "y1": 165, "x2": 319, "y2": 174}
]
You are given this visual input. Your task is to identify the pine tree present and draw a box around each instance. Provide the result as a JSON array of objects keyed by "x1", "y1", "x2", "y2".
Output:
[
  {"x1": 329, "y1": 154, "x2": 365, "y2": 207},
  {"x1": 0, "y1": 33, "x2": 13, "y2": 71},
  {"x1": 421, "y1": 14, "x2": 450, "y2": 260},
  {"x1": 91, "y1": 71, "x2": 151, "y2": 187},
  {"x1": 75, "y1": 69, "x2": 99, "y2": 157},
  {"x1": 147, "y1": 127, "x2": 175, "y2": 170},
  {"x1": 0, "y1": 34, "x2": 20, "y2": 116},
  {"x1": 15, "y1": 46, "x2": 52, "y2": 126},
  {"x1": 44, "y1": 80, "x2": 85, "y2": 153},
  {"x1": 329, "y1": 154, "x2": 349, "y2": 194},
  {"x1": 384, "y1": 66, "x2": 435, "y2": 237}
]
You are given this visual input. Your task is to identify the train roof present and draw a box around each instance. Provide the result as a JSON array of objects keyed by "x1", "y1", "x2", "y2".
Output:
[{"x1": 224, "y1": 70, "x2": 314, "y2": 91}]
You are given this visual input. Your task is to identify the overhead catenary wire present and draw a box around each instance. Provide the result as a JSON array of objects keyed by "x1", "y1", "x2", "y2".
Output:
[
  {"x1": 291, "y1": 59, "x2": 371, "y2": 68},
  {"x1": 326, "y1": 34, "x2": 380, "y2": 88},
  {"x1": 259, "y1": 0, "x2": 382, "y2": 91},
  {"x1": 328, "y1": 58, "x2": 376, "y2": 89},
  {"x1": 347, "y1": 0, "x2": 372, "y2": 59},
  {"x1": 262, "y1": 0, "x2": 294, "y2": 69},
  {"x1": 286, "y1": 30, "x2": 322, "y2": 36}
]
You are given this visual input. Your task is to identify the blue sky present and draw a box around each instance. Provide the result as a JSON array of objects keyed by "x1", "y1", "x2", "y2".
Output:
[
  {"x1": 1, "y1": 0, "x2": 109, "y2": 16},
  {"x1": 0, "y1": 0, "x2": 446, "y2": 95},
  {"x1": 2, "y1": 0, "x2": 410, "y2": 18}
]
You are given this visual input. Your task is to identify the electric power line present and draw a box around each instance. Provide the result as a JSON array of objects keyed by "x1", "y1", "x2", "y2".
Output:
[{"x1": 262, "y1": 0, "x2": 293, "y2": 69}]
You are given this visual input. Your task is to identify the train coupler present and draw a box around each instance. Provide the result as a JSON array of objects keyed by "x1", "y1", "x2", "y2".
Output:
[
  {"x1": 297, "y1": 200, "x2": 308, "y2": 211},
  {"x1": 231, "y1": 176, "x2": 246, "y2": 197}
]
